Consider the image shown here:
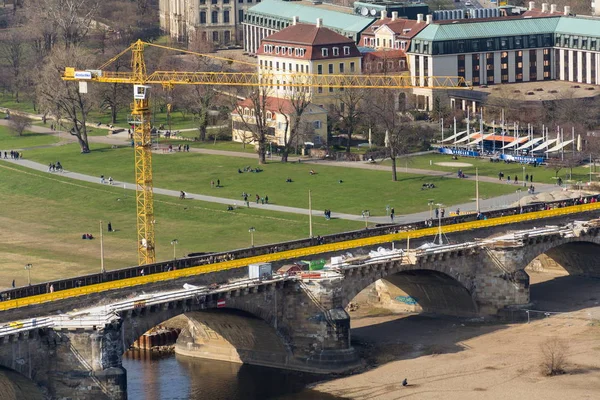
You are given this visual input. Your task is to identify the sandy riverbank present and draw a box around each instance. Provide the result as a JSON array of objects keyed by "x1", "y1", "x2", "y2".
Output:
[{"x1": 312, "y1": 273, "x2": 600, "y2": 400}]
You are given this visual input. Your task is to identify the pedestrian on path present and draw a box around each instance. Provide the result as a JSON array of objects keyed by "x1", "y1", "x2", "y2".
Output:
[
  {"x1": 265, "y1": 195, "x2": 269, "y2": 204},
  {"x1": 530, "y1": 174, "x2": 533, "y2": 183},
  {"x1": 108, "y1": 177, "x2": 113, "y2": 185},
  {"x1": 11, "y1": 280, "x2": 15, "y2": 288},
  {"x1": 256, "y1": 194, "x2": 260, "y2": 204},
  {"x1": 217, "y1": 179, "x2": 221, "y2": 187},
  {"x1": 100, "y1": 175, "x2": 105, "y2": 184},
  {"x1": 108, "y1": 222, "x2": 113, "y2": 232},
  {"x1": 211, "y1": 180, "x2": 214, "y2": 188}
]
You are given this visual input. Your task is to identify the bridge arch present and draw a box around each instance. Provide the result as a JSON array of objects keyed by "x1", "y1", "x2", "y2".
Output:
[
  {"x1": 519, "y1": 236, "x2": 600, "y2": 277},
  {"x1": 342, "y1": 265, "x2": 478, "y2": 317},
  {"x1": 119, "y1": 299, "x2": 293, "y2": 367}
]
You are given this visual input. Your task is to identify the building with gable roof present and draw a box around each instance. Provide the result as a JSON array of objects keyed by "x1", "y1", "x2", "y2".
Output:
[{"x1": 256, "y1": 18, "x2": 363, "y2": 107}]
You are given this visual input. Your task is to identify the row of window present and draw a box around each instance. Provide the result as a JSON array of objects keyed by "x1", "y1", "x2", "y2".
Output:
[
  {"x1": 200, "y1": 10, "x2": 236, "y2": 24},
  {"x1": 363, "y1": 37, "x2": 407, "y2": 50},
  {"x1": 200, "y1": 0, "x2": 258, "y2": 4},
  {"x1": 262, "y1": 45, "x2": 352, "y2": 58},
  {"x1": 262, "y1": 45, "x2": 306, "y2": 57},
  {"x1": 200, "y1": 30, "x2": 232, "y2": 43},
  {"x1": 555, "y1": 35, "x2": 600, "y2": 51},
  {"x1": 258, "y1": 60, "x2": 357, "y2": 74}
]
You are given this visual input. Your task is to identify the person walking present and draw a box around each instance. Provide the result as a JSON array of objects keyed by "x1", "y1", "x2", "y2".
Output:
[
  {"x1": 256, "y1": 194, "x2": 260, "y2": 204},
  {"x1": 108, "y1": 177, "x2": 113, "y2": 185},
  {"x1": 108, "y1": 222, "x2": 113, "y2": 232},
  {"x1": 100, "y1": 175, "x2": 105, "y2": 184},
  {"x1": 530, "y1": 174, "x2": 533, "y2": 183},
  {"x1": 217, "y1": 179, "x2": 221, "y2": 187},
  {"x1": 11, "y1": 279, "x2": 15, "y2": 288},
  {"x1": 265, "y1": 195, "x2": 269, "y2": 204}
]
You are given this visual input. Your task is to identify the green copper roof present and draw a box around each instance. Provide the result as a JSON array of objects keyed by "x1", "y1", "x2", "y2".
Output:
[
  {"x1": 555, "y1": 16, "x2": 600, "y2": 38},
  {"x1": 414, "y1": 17, "x2": 561, "y2": 41},
  {"x1": 247, "y1": 0, "x2": 375, "y2": 35}
]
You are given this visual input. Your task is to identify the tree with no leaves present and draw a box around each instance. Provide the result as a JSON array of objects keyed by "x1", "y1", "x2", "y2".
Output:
[
  {"x1": 7, "y1": 114, "x2": 31, "y2": 136},
  {"x1": 331, "y1": 87, "x2": 365, "y2": 152},
  {"x1": 277, "y1": 85, "x2": 313, "y2": 162},
  {"x1": 0, "y1": 30, "x2": 28, "y2": 103},
  {"x1": 37, "y1": 47, "x2": 95, "y2": 153},
  {"x1": 367, "y1": 89, "x2": 434, "y2": 181},
  {"x1": 234, "y1": 84, "x2": 274, "y2": 164}
]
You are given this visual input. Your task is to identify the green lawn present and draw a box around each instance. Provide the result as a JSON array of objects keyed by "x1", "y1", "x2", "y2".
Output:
[
  {"x1": 24, "y1": 144, "x2": 516, "y2": 215},
  {"x1": 0, "y1": 161, "x2": 361, "y2": 288},
  {"x1": 392, "y1": 153, "x2": 595, "y2": 185},
  {"x1": 0, "y1": 95, "x2": 38, "y2": 115},
  {"x1": 0, "y1": 124, "x2": 59, "y2": 150},
  {"x1": 162, "y1": 138, "x2": 257, "y2": 154}
]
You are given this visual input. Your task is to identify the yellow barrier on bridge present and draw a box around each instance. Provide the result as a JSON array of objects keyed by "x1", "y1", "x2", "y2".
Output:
[{"x1": 1, "y1": 202, "x2": 599, "y2": 312}]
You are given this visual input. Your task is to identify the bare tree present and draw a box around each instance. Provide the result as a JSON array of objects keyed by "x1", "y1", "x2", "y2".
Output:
[
  {"x1": 37, "y1": 46, "x2": 95, "y2": 153},
  {"x1": 39, "y1": 0, "x2": 100, "y2": 49},
  {"x1": 331, "y1": 87, "x2": 365, "y2": 152},
  {"x1": 234, "y1": 85, "x2": 274, "y2": 164},
  {"x1": 368, "y1": 89, "x2": 434, "y2": 181},
  {"x1": 7, "y1": 114, "x2": 31, "y2": 136},
  {"x1": 0, "y1": 30, "x2": 27, "y2": 102},
  {"x1": 277, "y1": 87, "x2": 312, "y2": 162}
]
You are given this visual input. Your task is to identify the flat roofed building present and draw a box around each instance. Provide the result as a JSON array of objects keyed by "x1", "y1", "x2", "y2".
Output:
[
  {"x1": 407, "y1": 7, "x2": 600, "y2": 110},
  {"x1": 257, "y1": 19, "x2": 363, "y2": 107},
  {"x1": 243, "y1": 0, "x2": 375, "y2": 54}
]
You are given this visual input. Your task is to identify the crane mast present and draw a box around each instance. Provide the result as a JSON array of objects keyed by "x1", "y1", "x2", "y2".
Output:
[{"x1": 62, "y1": 39, "x2": 471, "y2": 267}]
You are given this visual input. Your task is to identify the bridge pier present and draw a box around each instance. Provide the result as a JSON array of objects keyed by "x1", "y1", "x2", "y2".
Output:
[{"x1": 0, "y1": 326, "x2": 127, "y2": 400}]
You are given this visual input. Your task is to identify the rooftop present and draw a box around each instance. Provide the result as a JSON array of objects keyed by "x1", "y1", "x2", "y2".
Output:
[
  {"x1": 414, "y1": 16, "x2": 561, "y2": 41},
  {"x1": 367, "y1": 17, "x2": 428, "y2": 38},
  {"x1": 246, "y1": 0, "x2": 375, "y2": 34},
  {"x1": 262, "y1": 23, "x2": 356, "y2": 46},
  {"x1": 414, "y1": 15, "x2": 600, "y2": 42}
]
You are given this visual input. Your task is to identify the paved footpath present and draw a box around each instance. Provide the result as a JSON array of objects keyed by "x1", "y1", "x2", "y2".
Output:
[{"x1": 0, "y1": 119, "x2": 560, "y2": 225}]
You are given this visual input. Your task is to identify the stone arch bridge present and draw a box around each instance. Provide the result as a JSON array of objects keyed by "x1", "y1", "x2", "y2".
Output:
[{"x1": 1, "y1": 220, "x2": 599, "y2": 399}]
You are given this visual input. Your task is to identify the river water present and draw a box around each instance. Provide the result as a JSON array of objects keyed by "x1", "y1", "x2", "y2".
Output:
[{"x1": 123, "y1": 351, "x2": 344, "y2": 400}]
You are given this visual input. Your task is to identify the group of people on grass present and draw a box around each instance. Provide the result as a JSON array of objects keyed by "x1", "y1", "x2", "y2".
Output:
[{"x1": 5, "y1": 151, "x2": 22, "y2": 160}]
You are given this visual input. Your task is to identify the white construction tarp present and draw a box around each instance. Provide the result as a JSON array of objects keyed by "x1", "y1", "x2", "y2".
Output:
[
  {"x1": 515, "y1": 137, "x2": 544, "y2": 151},
  {"x1": 531, "y1": 138, "x2": 558, "y2": 152},
  {"x1": 546, "y1": 139, "x2": 574, "y2": 153},
  {"x1": 442, "y1": 130, "x2": 468, "y2": 143}
]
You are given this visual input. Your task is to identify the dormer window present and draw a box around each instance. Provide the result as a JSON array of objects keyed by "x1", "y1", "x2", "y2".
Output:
[
  {"x1": 266, "y1": 111, "x2": 272, "y2": 120},
  {"x1": 333, "y1": 47, "x2": 339, "y2": 56},
  {"x1": 275, "y1": 46, "x2": 280, "y2": 54},
  {"x1": 287, "y1": 47, "x2": 292, "y2": 55},
  {"x1": 322, "y1": 48, "x2": 328, "y2": 57},
  {"x1": 343, "y1": 46, "x2": 350, "y2": 55},
  {"x1": 264, "y1": 44, "x2": 268, "y2": 53}
]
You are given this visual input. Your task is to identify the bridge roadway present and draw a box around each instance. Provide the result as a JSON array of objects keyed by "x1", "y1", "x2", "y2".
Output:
[{"x1": 1, "y1": 198, "x2": 599, "y2": 315}]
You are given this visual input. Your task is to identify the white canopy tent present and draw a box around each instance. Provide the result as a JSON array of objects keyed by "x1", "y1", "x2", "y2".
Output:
[
  {"x1": 515, "y1": 137, "x2": 544, "y2": 151},
  {"x1": 531, "y1": 138, "x2": 558, "y2": 152},
  {"x1": 454, "y1": 132, "x2": 479, "y2": 145},
  {"x1": 466, "y1": 133, "x2": 494, "y2": 146},
  {"x1": 441, "y1": 130, "x2": 468, "y2": 143},
  {"x1": 546, "y1": 139, "x2": 574, "y2": 153},
  {"x1": 501, "y1": 137, "x2": 526, "y2": 149}
]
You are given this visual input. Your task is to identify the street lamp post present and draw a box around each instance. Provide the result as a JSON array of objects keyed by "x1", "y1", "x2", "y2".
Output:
[
  {"x1": 170, "y1": 239, "x2": 178, "y2": 260},
  {"x1": 522, "y1": 166, "x2": 526, "y2": 187},
  {"x1": 475, "y1": 167, "x2": 480, "y2": 212},
  {"x1": 249, "y1": 227, "x2": 256, "y2": 247},
  {"x1": 577, "y1": 181, "x2": 583, "y2": 198},
  {"x1": 428, "y1": 200, "x2": 434, "y2": 219},
  {"x1": 100, "y1": 221, "x2": 105, "y2": 274},
  {"x1": 24, "y1": 263, "x2": 32, "y2": 286},
  {"x1": 308, "y1": 190, "x2": 313, "y2": 238},
  {"x1": 436, "y1": 203, "x2": 445, "y2": 245},
  {"x1": 362, "y1": 210, "x2": 370, "y2": 228},
  {"x1": 516, "y1": 189, "x2": 522, "y2": 212}
]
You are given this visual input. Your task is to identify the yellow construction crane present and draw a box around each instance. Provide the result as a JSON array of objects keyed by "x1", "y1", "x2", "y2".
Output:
[{"x1": 62, "y1": 39, "x2": 470, "y2": 266}]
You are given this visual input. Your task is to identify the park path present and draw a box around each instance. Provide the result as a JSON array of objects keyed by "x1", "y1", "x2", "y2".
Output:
[{"x1": 0, "y1": 119, "x2": 559, "y2": 224}]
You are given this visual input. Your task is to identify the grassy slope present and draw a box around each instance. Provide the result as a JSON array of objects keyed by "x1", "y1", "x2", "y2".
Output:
[
  {"x1": 0, "y1": 162, "x2": 361, "y2": 288},
  {"x1": 24, "y1": 144, "x2": 516, "y2": 215}
]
